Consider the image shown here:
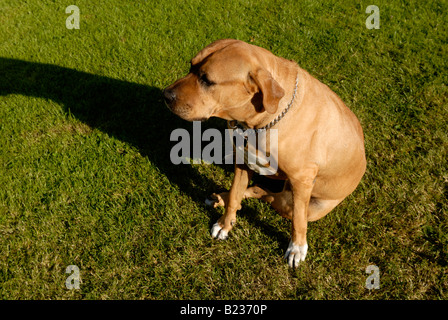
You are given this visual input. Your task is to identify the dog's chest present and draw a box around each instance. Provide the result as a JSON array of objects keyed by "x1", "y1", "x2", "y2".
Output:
[{"x1": 230, "y1": 128, "x2": 279, "y2": 176}]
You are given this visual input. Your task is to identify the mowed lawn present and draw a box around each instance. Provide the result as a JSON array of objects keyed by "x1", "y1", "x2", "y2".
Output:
[{"x1": 0, "y1": 0, "x2": 446, "y2": 299}]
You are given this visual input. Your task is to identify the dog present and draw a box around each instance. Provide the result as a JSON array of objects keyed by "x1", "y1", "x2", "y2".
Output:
[{"x1": 163, "y1": 39, "x2": 366, "y2": 268}]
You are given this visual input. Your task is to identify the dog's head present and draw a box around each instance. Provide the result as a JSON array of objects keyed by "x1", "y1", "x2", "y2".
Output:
[{"x1": 163, "y1": 39, "x2": 285, "y2": 122}]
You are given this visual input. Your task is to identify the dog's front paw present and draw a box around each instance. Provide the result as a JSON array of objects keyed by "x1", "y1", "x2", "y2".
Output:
[
  {"x1": 211, "y1": 222, "x2": 229, "y2": 240},
  {"x1": 284, "y1": 241, "x2": 308, "y2": 268}
]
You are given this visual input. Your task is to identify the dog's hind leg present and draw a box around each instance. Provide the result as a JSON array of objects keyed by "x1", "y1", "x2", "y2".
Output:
[
  {"x1": 207, "y1": 181, "x2": 295, "y2": 219},
  {"x1": 205, "y1": 186, "x2": 262, "y2": 210},
  {"x1": 255, "y1": 190, "x2": 343, "y2": 222},
  {"x1": 243, "y1": 185, "x2": 294, "y2": 220},
  {"x1": 205, "y1": 182, "x2": 278, "y2": 209},
  {"x1": 207, "y1": 183, "x2": 342, "y2": 223},
  {"x1": 205, "y1": 192, "x2": 232, "y2": 209},
  {"x1": 306, "y1": 198, "x2": 343, "y2": 222}
]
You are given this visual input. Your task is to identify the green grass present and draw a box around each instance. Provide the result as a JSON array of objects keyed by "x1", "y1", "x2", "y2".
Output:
[{"x1": 0, "y1": 0, "x2": 447, "y2": 299}]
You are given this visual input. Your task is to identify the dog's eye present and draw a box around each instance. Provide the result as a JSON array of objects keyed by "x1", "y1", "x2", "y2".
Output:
[{"x1": 199, "y1": 74, "x2": 215, "y2": 87}]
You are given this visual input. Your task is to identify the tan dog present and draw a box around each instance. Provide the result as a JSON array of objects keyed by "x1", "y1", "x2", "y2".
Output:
[{"x1": 164, "y1": 39, "x2": 366, "y2": 268}]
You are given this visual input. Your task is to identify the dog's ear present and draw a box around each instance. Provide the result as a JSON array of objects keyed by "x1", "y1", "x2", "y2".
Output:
[
  {"x1": 249, "y1": 68, "x2": 285, "y2": 114},
  {"x1": 191, "y1": 39, "x2": 241, "y2": 66}
]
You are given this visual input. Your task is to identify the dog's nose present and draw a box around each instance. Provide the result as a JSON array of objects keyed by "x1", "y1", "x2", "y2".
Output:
[{"x1": 163, "y1": 88, "x2": 176, "y2": 105}]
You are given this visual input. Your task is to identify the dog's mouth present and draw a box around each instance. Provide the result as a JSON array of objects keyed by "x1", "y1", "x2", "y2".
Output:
[
  {"x1": 166, "y1": 103, "x2": 209, "y2": 122},
  {"x1": 164, "y1": 100, "x2": 173, "y2": 112}
]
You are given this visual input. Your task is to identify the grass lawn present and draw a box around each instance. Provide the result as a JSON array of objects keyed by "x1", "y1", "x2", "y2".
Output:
[{"x1": 0, "y1": 0, "x2": 447, "y2": 299}]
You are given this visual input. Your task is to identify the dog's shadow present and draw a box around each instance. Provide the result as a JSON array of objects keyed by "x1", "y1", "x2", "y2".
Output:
[{"x1": 0, "y1": 58, "x2": 289, "y2": 247}]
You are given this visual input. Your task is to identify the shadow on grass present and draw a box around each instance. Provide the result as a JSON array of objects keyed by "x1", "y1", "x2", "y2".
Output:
[
  {"x1": 0, "y1": 57, "x2": 289, "y2": 245},
  {"x1": 0, "y1": 58, "x2": 220, "y2": 203}
]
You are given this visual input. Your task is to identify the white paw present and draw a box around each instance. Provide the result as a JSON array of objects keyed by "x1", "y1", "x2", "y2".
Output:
[
  {"x1": 284, "y1": 241, "x2": 308, "y2": 268},
  {"x1": 211, "y1": 222, "x2": 228, "y2": 240}
]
